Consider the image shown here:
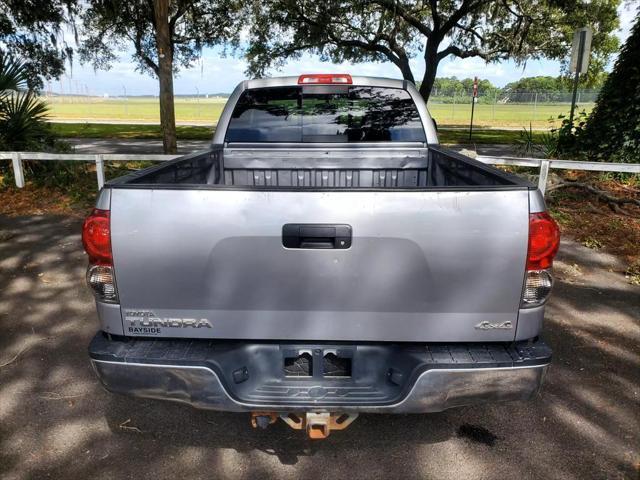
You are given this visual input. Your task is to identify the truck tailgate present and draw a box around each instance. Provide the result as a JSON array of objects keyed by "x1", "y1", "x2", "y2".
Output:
[{"x1": 110, "y1": 188, "x2": 529, "y2": 342}]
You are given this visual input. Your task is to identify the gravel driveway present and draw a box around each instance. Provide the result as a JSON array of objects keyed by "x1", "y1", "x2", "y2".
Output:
[{"x1": 0, "y1": 214, "x2": 638, "y2": 480}]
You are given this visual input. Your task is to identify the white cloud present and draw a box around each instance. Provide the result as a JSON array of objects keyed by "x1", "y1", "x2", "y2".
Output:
[{"x1": 439, "y1": 57, "x2": 506, "y2": 78}]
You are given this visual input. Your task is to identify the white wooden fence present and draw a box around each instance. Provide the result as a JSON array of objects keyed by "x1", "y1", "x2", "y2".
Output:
[{"x1": 1, "y1": 151, "x2": 639, "y2": 196}]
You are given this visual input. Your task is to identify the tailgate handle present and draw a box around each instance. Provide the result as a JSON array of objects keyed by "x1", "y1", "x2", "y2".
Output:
[{"x1": 282, "y1": 224, "x2": 352, "y2": 249}]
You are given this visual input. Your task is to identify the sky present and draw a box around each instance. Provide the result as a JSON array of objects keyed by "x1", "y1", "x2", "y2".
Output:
[{"x1": 54, "y1": 3, "x2": 636, "y2": 97}]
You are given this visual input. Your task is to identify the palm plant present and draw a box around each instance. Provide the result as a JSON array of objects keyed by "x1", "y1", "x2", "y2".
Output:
[
  {"x1": 0, "y1": 54, "x2": 29, "y2": 93},
  {"x1": 0, "y1": 53, "x2": 54, "y2": 151},
  {"x1": 0, "y1": 91, "x2": 51, "y2": 150}
]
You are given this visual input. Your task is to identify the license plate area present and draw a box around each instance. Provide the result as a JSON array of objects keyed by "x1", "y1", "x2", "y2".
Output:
[{"x1": 283, "y1": 348, "x2": 353, "y2": 379}]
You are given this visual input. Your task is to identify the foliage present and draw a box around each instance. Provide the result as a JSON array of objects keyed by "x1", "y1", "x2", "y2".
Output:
[
  {"x1": 0, "y1": 54, "x2": 67, "y2": 152},
  {"x1": 0, "y1": 54, "x2": 29, "y2": 92},
  {"x1": 79, "y1": 0, "x2": 244, "y2": 153},
  {"x1": 0, "y1": 0, "x2": 77, "y2": 89},
  {"x1": 428, "y1": 77, "x2": 499, "y2": 102},
  {"x1": 502, "y1": 76, "x2": 606, "y2": 102},
  {"x1": 515, "y1": 124, "x2": 540, "y2": 157},
  {"x1": 0, "y1": 91, "x2": 51, "y2": 150},
  {"x1": 582, "y1": 236, "x2": 604, "y2": 249},
  {"x1": 503, "y1": 76, "x2": 565, "y2": 94},
  {"x1": 514, "y1": 111, "x2": 590, "y2": 159},
  {"x1": 580, "y1": 11, "x2": 640, "y2": 163},
  {"x1": 626, "y1": 260, "x2": 640, "y2": 286},
  {"x1": 552, "y1": 111, "x2": 590, "y2": 157},
  {"x1": 245, "y1": 0, "x2": 621, "y2": 100},
  {"x1": 79, "y1": 1, "x2": 242, "y2": 78}
]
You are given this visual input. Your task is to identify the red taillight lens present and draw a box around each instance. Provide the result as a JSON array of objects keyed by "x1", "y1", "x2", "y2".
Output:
[
  {"x1": 82, "y1": 209, "x2": 112, "y2": 264},
  {"x1": 298, "y1": 74, "x2": 353, "y2": 84},
  {"x1": 527, "y1": 212, "x2": 560, "y2": 270}
]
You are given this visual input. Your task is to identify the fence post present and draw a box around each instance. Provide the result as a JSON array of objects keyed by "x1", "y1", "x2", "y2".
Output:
[
  {"x1": 11, "y1": 152, "x2": 25, "y2": 188},
  {"x1": 95, "y1": 154, "x2": 105, "y2": 189},
  {"x1": 538, "y1": 159, "x2": 550, "y2": 196},
  {"x1": 452, "y1": 92, "x2": 456, "y2": 121},
  {"x1": 492, "y1": 91, "x2": 497, "y2": 121}
]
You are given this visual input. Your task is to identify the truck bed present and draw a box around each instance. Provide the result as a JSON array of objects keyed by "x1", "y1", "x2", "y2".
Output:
[
  {"x1": 110, "y1": 145, "x2": 529, "y2": 190},
  {"x1": 98, "y1": 147, "x2": 538, "y2": 343}
]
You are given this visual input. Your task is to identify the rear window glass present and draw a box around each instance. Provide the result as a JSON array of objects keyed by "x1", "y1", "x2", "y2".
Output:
[{"x1": 225, "y1": 86, "x2": 426, "y2": 143}]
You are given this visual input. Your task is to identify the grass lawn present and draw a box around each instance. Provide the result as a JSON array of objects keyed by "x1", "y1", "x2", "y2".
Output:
[
  {"x1": 428, "y1": 102, "x2": 592, "y2": 128},
  {"x1": 45, "y1": 96, "x2": 227, "y2": 124},
  {"x1": 51, "y1": 122, "x2": 215, "y2": 140},
  {"x1": 43, "y1": 96, "x2": 593, "y2": 129},
  {"x1": 50, "y1": 122, "x2": 545, "y2": 145}
]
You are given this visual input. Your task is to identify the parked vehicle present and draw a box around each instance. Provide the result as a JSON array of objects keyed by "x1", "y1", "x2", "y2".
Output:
[{"x1": 84, "y1": 74, "x2": 559, "y2": 439}]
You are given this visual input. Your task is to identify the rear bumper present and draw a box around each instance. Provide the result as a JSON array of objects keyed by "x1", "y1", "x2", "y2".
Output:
[{"x1": 89, "y1": 333, "x2": 551, "y2": 414}]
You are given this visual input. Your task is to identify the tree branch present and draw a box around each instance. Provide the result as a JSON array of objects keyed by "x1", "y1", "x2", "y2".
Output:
[
  {"x1": 130, "y1": 28, "x2": 159, "y2": 74},
  {"x1": 547, "y1": 181, "x2": 640, "y2": 214},
  {"x1": 169, "y1": 0, "x2": 189, "y2": 33},
  {"x1": 455, "y1": 22, "x2": 485, "y2": 42},
  {"x1": 440, "y1": 0, "x2": 487, "y2": 38},
  {"x1": 437, "y1": 44, "x2": 502, "y2": 61},
  {"x1": 368, "y1": 0, "x2": 433, "y2": 37}
]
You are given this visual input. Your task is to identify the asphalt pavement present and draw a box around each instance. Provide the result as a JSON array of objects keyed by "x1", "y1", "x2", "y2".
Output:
[{"x1": 0, "y1": 214, "x2": 638, "y2": 480}]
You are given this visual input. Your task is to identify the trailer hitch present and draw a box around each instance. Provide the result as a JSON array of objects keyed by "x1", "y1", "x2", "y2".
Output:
[{"x1": 250, "y1": 412, "x2": 358, "y2": 439}]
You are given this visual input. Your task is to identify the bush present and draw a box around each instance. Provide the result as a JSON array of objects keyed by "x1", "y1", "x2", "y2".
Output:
[
  {"x1": 579, "y1": 14, "x2": 640, "y2": 163},
  {"x1": 0, "y1": 53, "x2": 68, "y2": 153}
]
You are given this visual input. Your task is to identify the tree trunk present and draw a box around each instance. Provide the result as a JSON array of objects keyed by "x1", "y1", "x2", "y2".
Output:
[
  {"x1": 396, "y1": 54, "x2": 415, "y2": 84},
  {"x1": 154, "y1": 0, "x2": 177, "y2": 154},
  {"x1": 418, "y1": 41, "x2": 440, "y2": 102}
]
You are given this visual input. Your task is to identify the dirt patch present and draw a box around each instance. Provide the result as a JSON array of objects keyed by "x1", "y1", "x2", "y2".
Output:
[
  {"x1": 0, "y1": 184, "x2": 92, "y2": 218},
  {"x1": 546, "y1": 175, "x2": 640, "y2": 272}
]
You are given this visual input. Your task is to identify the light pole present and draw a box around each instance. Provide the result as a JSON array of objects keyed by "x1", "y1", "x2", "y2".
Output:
[
  {"x1": 122, "y1": 85, "x2": 128, "y2": 117},
  {"x1": 195, "y1": 86, "x2": 200, "y2": 118}
]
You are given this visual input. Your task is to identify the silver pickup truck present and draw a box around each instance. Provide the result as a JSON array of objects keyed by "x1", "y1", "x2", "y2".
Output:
[{"x1": 84, "y1": 74, "x2": 559, "y2": 438}]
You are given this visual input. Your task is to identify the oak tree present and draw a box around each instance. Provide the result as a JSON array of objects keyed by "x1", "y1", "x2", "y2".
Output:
[
  {"x1": 80, "y1": 0, "x2": 243, "y2": 153},
  {"x1": 0, "y1": 0, "x2": 77, "y2": 89},
  {"x1": 246, "y1": 0, "x2": 621, "y2": 101}
]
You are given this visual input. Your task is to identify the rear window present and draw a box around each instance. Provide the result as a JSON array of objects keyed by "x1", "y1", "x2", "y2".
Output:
[{"x1": 225, "y1": 86, "x2": 426, "y2": 143}]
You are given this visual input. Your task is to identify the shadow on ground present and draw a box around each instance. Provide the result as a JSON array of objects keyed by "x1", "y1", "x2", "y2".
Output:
[{"x1": 0, "y1": 215, "x2": 638, "y2": 480}]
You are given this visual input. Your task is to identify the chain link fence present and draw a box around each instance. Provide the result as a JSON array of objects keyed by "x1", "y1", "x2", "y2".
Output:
[
  {"x1": 42, "y1": 89, "x2": 600, "y2": 129},
  {"x1": 427, "y1": 89, "x2": 599, "y2": 128}
]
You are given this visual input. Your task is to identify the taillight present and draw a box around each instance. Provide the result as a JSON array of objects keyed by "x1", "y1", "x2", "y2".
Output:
[
  {"x1": 527, "y1": 212, "x2": 560, "y2": 270},
  {"x1": 522, "y1": 212, "x2": 560, "y2": 308},
  {"x1": 82, "y1": 209, "x2": 112, "y2": 264},
  {"x1": 86, "y1": 265, "x2": 118, "y2": 302},
  {"x1": 298, "y1": 74, "x2": 352, "y2": 84},
  {"x1": 82, "y1": 209, "x2": 118, "y2": 303}
]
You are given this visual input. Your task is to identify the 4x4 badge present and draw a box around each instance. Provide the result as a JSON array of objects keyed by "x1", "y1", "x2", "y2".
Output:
[{"x1": 474, "y1": 321, "x2": 513, "y2": 330}]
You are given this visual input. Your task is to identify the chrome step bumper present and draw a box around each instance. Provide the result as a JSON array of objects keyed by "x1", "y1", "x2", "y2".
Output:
[{"x1": 89, "y1": 333, "x2": 550, "y2": 413}]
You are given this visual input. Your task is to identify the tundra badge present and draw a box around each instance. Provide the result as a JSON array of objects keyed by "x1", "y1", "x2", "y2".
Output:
[{"x1": 125, "y1": 310, "x2": 212, "y2": 334}]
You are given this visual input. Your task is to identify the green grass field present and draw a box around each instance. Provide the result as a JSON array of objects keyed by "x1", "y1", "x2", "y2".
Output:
[
  {"x1": 44, "y1": 96, "x2": 593, "y2": 129},
  {"x1": 45, "y1": 96, "x2": 227, "y2": 124},
  {"x1": 429, "y1": 102, "x2": 593, "y2": 128},
  {"x1": 50, "y1": 122, "x2": 545, "y2": 145}
]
